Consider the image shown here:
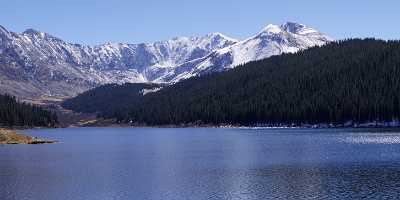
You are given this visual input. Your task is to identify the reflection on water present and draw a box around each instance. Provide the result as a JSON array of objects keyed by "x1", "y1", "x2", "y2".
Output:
[
  {"x1": 343, "y1": 133, "x2": 400, "y2": 144},
  {"x1": 190, "y1": 163, "x2": 400, "y2": 200},
  {"x1": 1, "y1": 128, "x2": 400, "y2": 200}
]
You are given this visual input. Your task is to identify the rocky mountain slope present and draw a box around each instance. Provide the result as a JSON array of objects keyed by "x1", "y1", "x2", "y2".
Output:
[{"x1": 0, "y1": 22, "x2": 331, "y2": 99}]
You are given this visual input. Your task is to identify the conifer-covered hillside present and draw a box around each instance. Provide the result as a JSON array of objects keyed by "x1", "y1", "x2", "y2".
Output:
[{"x1": 0, "y1": 94, "x2": 58, "y2": 127}]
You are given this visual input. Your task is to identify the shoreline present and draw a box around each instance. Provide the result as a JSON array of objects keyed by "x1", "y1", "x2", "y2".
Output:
[
  {"x1": 0, "y1": 128, "x2": 57, "y2": 145},
  {"x1": 9, "y1": 119, "x2": 400, "y2": 130},
  {"x1": 62, "y1": 122, "x2": 400, "y2": 129}
]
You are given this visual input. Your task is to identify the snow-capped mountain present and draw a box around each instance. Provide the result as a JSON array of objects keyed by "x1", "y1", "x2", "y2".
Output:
[
  {"x1": 157, "y1": 22, "x2": 332, "y2": 82},
  {"x1": 0, "y1": 22, "x2": 331, "y2": 99}
]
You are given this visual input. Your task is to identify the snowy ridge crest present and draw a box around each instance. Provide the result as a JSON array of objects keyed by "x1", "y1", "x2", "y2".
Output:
[
  {"x1": 158, "y1": 22, "x2": 332, "y2": 83},
  {"x1": 0, "y1": 22, "x2": 332, "y2": 98}
]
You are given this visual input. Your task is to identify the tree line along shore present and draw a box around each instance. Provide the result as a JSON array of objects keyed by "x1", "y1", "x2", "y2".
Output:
[{"x1": 0, "y1": 94, "x2": 58, "y2": 144}]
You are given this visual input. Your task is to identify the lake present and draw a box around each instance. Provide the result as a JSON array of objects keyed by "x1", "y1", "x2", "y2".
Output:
[{"x1": 1, "y1": 128, "x2": 400, "y2": 200}]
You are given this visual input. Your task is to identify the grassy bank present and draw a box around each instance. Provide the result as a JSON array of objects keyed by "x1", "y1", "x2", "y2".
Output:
[{"x1": 0, "y1": 128, "x2": 56, "y2": 144}]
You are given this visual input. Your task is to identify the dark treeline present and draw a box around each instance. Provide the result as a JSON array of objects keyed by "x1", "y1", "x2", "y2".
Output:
[
  {"x1": 62, "y1": 83, "x2": 162, "y2": 114},
  {"x1": 0, "y1": 94, "x2": 58, "y2": 127},
  {"x1": 63, "y1": 39, "x2": 400, "y2": 126}
]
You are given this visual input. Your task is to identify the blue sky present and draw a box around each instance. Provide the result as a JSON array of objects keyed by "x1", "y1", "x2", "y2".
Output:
[{"x1": 1, "y1": 0, "x2": 399, "y2": 45}]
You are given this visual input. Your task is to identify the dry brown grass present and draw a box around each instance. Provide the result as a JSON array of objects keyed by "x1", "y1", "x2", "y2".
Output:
[{"x1": 0, "y1": 128, "x2": 56, "y2": 144}]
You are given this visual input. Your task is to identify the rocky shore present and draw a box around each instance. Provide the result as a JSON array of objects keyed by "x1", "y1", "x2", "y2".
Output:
[{"x1": 0, "y1": 128, "x2": 56, "y2": 144}]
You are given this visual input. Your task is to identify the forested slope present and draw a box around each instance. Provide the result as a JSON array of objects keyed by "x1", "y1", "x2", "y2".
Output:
[
  {"x1": 62, "y1": 83, "x2": 161, "y2": 114},
  {"x1": 0, "y1": 94, "x2": 58, "y2": 127}
]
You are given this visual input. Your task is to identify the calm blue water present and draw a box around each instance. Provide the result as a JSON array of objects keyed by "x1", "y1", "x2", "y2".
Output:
[{"x1": 1, "y1": 128, "x2": 400, "y2": 200}]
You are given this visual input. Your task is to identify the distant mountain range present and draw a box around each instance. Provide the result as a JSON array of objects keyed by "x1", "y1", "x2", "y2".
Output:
[{"x1": 0, "y1": 22, "x2": 331, "y2": 99}]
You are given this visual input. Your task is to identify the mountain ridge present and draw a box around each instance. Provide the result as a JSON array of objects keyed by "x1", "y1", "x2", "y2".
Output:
[{"x1": 0, "y1": 22, "x2": 331, "y2": 99}]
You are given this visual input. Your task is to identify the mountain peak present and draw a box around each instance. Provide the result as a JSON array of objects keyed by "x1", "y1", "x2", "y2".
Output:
[
  {"x1": 280, "y1": 22, "x2": 305, "y2": 31},
  {"x1": 22, "y1": 28, "x2": 65, "y2": 43},
  {"x1": 280, "y1": 22, "x2": 318, "y2": 35},
  {"x1": 206, "y1": 32, "x2": 238, "y2": 42},
  {"x1": 207, "y1": 32, "x2": 226, "y2": 38},
  {"x1": 0, "y1": 25, "x2": 8, "y2": 33},
  {"x1": 0, "y1": 25, "x2": 13, "y2": 41},
  {"x1": 259, "y1": 22, "x2": 320, "y2": 36},
  {"x1": 22, "y1": 28, "x2": 47, "y2": 38},
  {"x1": 0, "y1": 25, "x2": 11, "y2": 36},
  {"x1": 261, "y1": 24, "x2": 283, "y2": 34},
  {"x1": 23, "y1": 28, "x2": 42, "y2": 34}
]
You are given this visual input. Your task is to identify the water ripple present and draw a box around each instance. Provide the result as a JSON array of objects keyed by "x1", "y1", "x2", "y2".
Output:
[{"x1": 341, "y1": 133, "x2": 400, "y2": 144}]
